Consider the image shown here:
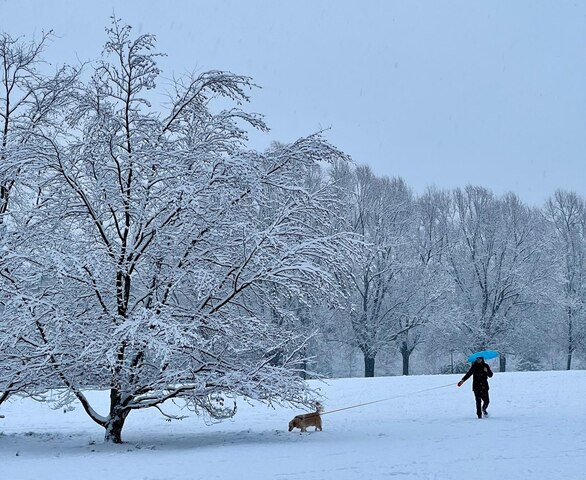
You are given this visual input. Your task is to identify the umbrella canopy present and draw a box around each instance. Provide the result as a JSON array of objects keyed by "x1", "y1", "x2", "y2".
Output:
[{"x1": 467, "y1": 350, "x2": 499, "y2": 362}]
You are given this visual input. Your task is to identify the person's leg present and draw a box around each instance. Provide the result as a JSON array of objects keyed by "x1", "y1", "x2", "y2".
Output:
[
  {"x1": 474, "y1": 390, "x2": 482, "y2": 418},
  {"x1": 482, "y1": 391, "x2": 490, "y2": 414}
]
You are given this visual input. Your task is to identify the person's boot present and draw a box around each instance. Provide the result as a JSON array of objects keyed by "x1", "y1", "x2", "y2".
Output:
[{"x1": 482, "y1": 408, "x2": 488, "y2": 416}]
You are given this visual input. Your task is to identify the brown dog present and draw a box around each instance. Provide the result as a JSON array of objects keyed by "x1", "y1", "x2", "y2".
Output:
[{"x1": 288, "y1": 402, "x2": 323, "y2": 432}]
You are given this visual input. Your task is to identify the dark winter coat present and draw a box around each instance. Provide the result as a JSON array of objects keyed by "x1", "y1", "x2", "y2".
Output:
[{"x1": 460, "y1": 362, "x2": 493, "y2": 392}]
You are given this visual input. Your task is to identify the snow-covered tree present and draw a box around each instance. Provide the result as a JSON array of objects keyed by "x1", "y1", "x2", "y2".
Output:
[
  {"x1": 544, "y1": 190, "x2": 586, "y2": 369},
  {"x1": 445, "y1": 187, "x2": 544, "y2": 371},
  {"x1": 341, "y1": 166, "x2": 416, "y2": 377},
  {"x1": 0, "y1": 31, "x2": 77, "y2": 407},
  {"x1": 1, "y1": 19, "x2": 354, "y2": 442},
  {"x1": 397, "y1": 187, "x2": 452, "y2": 375}
]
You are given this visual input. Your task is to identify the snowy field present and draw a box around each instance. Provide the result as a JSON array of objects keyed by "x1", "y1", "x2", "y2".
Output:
[{"x1": 1, "y1": 370, "x2": 584, "y2": 480}]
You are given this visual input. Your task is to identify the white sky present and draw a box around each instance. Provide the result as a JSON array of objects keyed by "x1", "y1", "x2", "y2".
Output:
[{"x1": 2, "y1": 0, "x2": 585, "y2": 206}]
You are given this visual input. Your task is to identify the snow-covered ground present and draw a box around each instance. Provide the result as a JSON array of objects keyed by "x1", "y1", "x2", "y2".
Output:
[{"x1": 1, "y1": 370, "x2": 584, "y2": 480}]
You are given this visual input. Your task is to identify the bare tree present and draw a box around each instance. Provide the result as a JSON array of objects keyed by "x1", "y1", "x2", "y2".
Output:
[
  {"x1": 0, "y1": 30, "x2": 77, "y2": 408},
  {"x1": 544, "y1": 190, "x2": 586, "y2": 370},
  {"x1": 342, "y1": 166, "x2": 416, "y2": 377},
  {"x1": 397, "y1": 187, "x2": 452, "y2": 375},
  {"x1": 446, "y1": 187, "x2": 543, "y2": 371}
]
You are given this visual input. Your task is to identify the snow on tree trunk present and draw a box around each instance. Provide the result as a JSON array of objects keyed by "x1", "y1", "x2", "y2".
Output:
[{"x1": 104, "y1": 410, "x2": 128, "y2": 444}]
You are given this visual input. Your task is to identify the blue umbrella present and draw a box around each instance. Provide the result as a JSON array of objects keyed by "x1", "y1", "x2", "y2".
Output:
[{"x1": 467, "y1": 350, "x2": 499, "y2": 362}]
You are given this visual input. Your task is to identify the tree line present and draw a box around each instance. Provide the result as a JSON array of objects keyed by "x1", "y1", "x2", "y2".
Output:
[{"x1": 306, "y1": 168, "x2": 585, "y2": 378}]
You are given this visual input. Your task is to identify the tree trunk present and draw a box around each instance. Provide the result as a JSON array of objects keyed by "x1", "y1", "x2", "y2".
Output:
[
  {"x1": 300, "y1": 353, "x2": 307, "y2": 380},
  {"x1": 104, "y1": 389, "x2": 130, "y2": 443},
  {"x1": 0, "y1": 390, "x2": 10, "y2": 406},
  {"x1": 364, "y1": 354, "x2": 376, "y2": 377},
  {"x1": 499, "y1": 354, "x2": 506, "y2": 373},
  {"x1": 567, "y1": 314, "x2": 573, "y2": 370},
  {"x1": 400, "y1": 341, "x2": 411, "y2": 376},
  {"x1": 104, "y1": 410, "x2": 129, "y2": 444}
]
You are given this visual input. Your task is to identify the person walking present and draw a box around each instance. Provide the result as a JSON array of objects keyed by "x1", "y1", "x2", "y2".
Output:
[{"x1": 457, "y1": 356, "x2": 493, "y2": 419}]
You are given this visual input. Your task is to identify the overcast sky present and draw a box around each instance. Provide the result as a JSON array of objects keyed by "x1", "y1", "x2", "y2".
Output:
[{"x1": 2, "y1": 0, "x2": 585, "y2": 206}]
